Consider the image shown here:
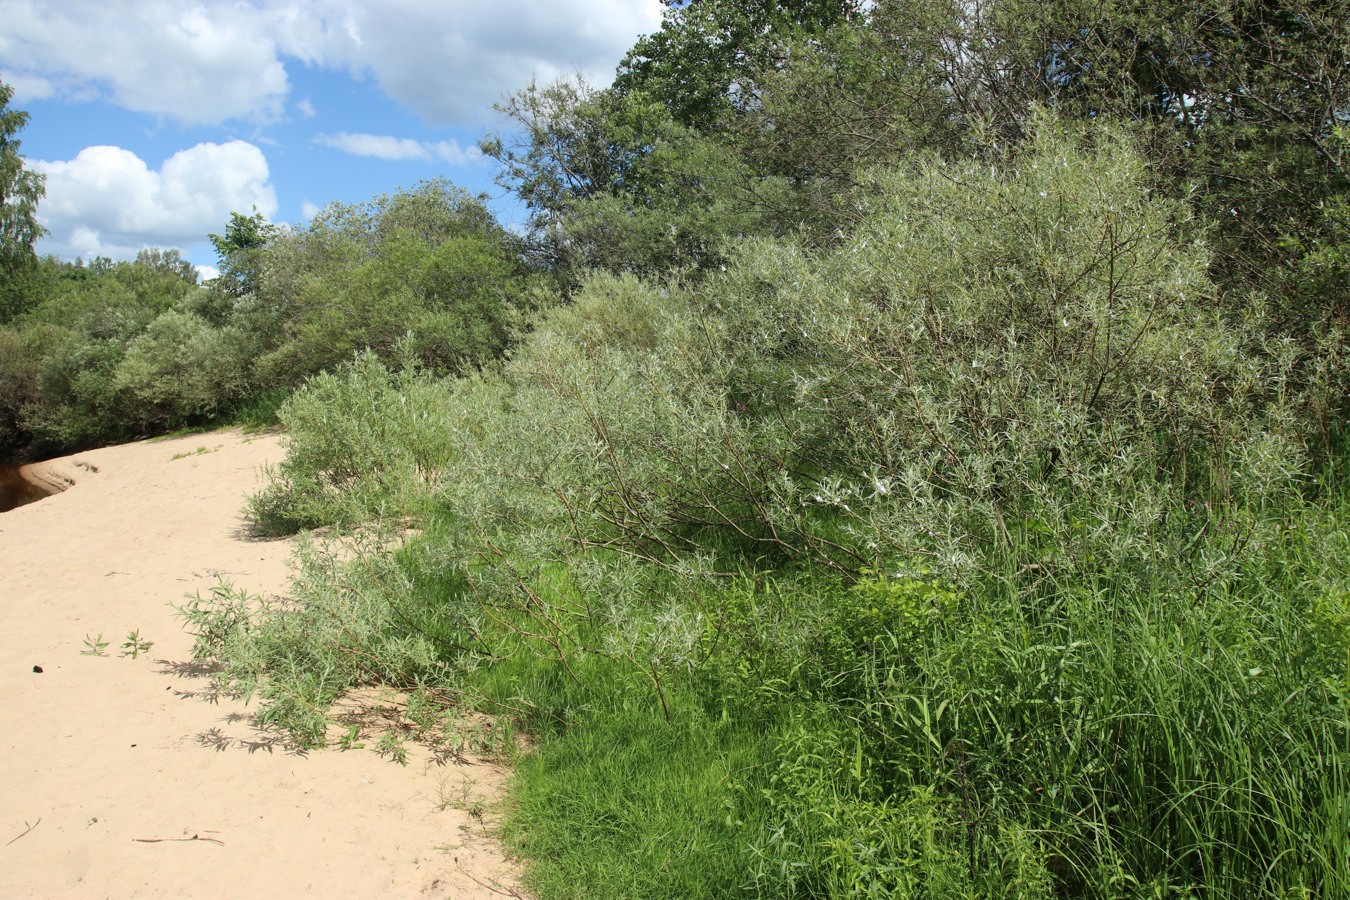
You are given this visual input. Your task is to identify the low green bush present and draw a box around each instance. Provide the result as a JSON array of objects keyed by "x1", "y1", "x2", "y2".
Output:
[
  {"x1": 247, "y1": 350, "x2": 458, "y2": 534},
  {"x1": 111, "y1": 310, "x2": 249, "y2": 430}
]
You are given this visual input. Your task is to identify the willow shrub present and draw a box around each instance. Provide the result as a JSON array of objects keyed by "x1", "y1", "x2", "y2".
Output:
[
  {"x1": 462, "y1": 113, "x2": 1290, "y2": 591},
  {"x1": 247, "y1": 349, "x2": 458, "y2": 534},
  {"x1": 251, "y1": 113, "x2": 1276, "y2": 571},
  {"x1": 176, "y1": 527, "x2": 460, "y2": 749},
  {"x1": 110, "y1": 309, "x2": 251, "y2": 431}
]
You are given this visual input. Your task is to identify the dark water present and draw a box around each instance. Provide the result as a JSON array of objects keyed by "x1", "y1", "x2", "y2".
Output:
[{"x1": 0, "y1": 463, "x2": 55, "y2": 513}]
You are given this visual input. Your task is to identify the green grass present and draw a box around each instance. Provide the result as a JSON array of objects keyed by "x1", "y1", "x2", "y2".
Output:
[
  {"x1": 499, "y1": 684, "x2": 774, "y2": 898},
  {"x1": 436, "y1": 492, "x2": 1350, "y2": 898},
  {"x1": 169, "y1": 444, "x2": 222, "y2": 460}
]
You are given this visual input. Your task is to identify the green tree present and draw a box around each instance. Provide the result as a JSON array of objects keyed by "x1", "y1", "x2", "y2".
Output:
[
  {"x1": 483, "y1": 78, "x2": 775, "y2": 279},
  {"x1": 613, "y1": 0, "x2": 863, "y2": 129},
  {"x1": 0, "y1": 251, "x2": 209, "y2": 454},
  {"x1": 0, "y1": 80, "x2": 48, "y2": 322},
  {"x1": 208, "y1": 207, "x2": 278, "y2": 299},
  {"x1": 750, "y1": 0, "x2": 1350, "y2": 303},
  {"x1": 246, "y1": 181, "x2": 530, "y2": 386},
  {"x1": 482, "y1": 79, "x2": 642, "y2": 240}
]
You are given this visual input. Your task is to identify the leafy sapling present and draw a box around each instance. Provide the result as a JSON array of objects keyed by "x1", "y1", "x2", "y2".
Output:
[
  {"x1": 376, "y1": 731, "x2": 409, "y2": 766},
  {"x1": 81, "y1": 633, "x2": 109, "y2": 656},
  {"x1": 121, "y1": 629, "x2": 154, "y2": 659}
]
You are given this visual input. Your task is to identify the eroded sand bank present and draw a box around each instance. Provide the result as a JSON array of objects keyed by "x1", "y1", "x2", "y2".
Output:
[{"x1": 0, "y1": 430, "x2": 520, "y2": 898}]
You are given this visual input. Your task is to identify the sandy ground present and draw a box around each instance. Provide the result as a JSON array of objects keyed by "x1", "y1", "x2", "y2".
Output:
[{"x1": 0, "y1": 430, "x2": 522, "y2": 898}]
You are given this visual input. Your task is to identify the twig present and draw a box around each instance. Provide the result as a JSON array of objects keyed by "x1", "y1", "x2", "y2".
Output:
[
  {"x1": 6, "y1": 818, "x2": 40, "y2": 846},
  {"x1": 133, "y1": 833, "x2": 224, "y2": 846},
  {"x1": 454, "y1": 859, "x2": 522, "y2": 897}
]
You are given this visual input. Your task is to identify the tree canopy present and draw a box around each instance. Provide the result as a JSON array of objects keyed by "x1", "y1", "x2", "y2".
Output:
[{"x1": 0, "y1": 80, "x2": 47, "y2": 322}]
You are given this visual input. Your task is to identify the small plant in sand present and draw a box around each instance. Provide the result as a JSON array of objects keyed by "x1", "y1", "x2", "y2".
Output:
[
  {"x1": 375, "y1": 731, "x2": 409, "y2": 766},
  {"x1": 80, "y1": 633, "x2": 109, "y2": 656},
  {"x1": 335, "y1": 724, "x2": 365, "y2": 751},
  {"x1": 433, "y1": 776, "x2": 488, "y2": 820},
  {"x1": 121, "y1": 629, "x2": 153, "y2": 659}
]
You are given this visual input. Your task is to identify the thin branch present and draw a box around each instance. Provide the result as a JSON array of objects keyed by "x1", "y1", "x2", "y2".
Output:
[
  {"x1": 6, "y1": 818, "x2": 40, "y2": 846},
  {"x1": 133, "y1": 833, "x2": 224, "y2": 847}
]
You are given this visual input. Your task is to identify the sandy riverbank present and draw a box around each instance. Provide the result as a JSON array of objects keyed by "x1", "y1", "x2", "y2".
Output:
[{"x1": 0, "y1": 430, "x2": 520, "y2": 898}]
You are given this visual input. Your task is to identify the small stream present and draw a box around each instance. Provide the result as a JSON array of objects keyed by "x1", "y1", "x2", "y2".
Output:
[{"x1": 0, "y1": 463, "x2": 55, "y2": 513}]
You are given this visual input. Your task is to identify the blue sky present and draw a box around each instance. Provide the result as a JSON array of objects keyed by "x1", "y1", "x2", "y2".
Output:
[{"x1": 1, "y1": 0, "x2": 664, "y2": 276}]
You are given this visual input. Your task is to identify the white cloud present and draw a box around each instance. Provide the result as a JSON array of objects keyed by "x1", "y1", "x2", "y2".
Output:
[
  {"x1": 316, "y1": 132, "x2": 481, "y2": 165},
  {"x1": 0, "y1": 1, "x2": 291, "y2": 124},
  {"x1": 2, "y1": 0, "x2": 663, "y2": 126},
  {"x1": 33, "y1": 141, "x2": 278, "y2": 261},
  {"x1": 0, "y1": 69, "x2": 57, "y2": 102},
  {"x1": 286, "y1": 1, "x2": 665, "y2": 125}
]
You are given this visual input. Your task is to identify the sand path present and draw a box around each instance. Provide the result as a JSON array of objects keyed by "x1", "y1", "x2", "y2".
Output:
[{"x1": 0, "y1": 430, "x2": 520, "y2": 898}]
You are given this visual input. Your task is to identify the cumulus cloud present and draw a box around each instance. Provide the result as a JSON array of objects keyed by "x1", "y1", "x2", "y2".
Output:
[
  {"x1": 33, "y1": 141, "x2": 278, "y2": 261},
  {"x1": 285, "y1": 0, "x2": 665, "y2": 125},
  {"x1": 0, "y1": 1, "x2": 292, "y2": 124},
  {"x1": 316, "y1": 132, "x2": 481, "y2": 165},
  {"x1": 2, "y1": 0, "x2": 663, "y2": 126}
]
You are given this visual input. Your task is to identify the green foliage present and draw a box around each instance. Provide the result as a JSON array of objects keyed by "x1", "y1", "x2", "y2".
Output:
[
  {"x1": 41, "y1": 5, "x2": 1344, "y2": 891},
  {"x1": 749, "y1": 0, "x2": 1350, "y2": 324},
  {"x1": 176, "y1": 534, "x2": 457, "y2": 749},
  {"x1": 0, "y1": 327, "x2": 39, "y2": 453},
  {"x1": 80, "y1": 633, "x2": 109, "y2": 657},
  {"x1": 207, "y1": 208, "x2": 278, "y2": 300},
  {"x1": 374, "y1": 730, "x2": 409, "y2": 766},
  {"x1": 203, "y1": 106, "x2": 1350, "y2": 897},
  {"x1": 613, "y1": 0, "x2": 864, "y2": 129},
  {"x1": 483, "y1": 78, "x2": 783, "y2": 281},
  {"x1": 112, "y1": 309, "x2": 249, "y2": 430},
  {"x1": 502, "y1": 674, "x2": 772, "y2": 899},
  {"x1": 246, "y1": 351, "x2": 457, "y2": 534},
  {"x1": 747, "y1": 714, "x2": 1054, "y2": 898},
  {"x1": 249, "y1": 180, "x2": 529, "y2": 387},
  {"x1": 0, "y1": 179, "x2": 530, "y2": 458},
  {"x1": 557, "y1": 117, "x2": 778, "y2": 278},
  {"x1": 226, "y1": 387, "x2": 290, "y2": 431},
  {"x1": 474, "y1": 116, "x2": 1280, "y2": 593},
  {"x1": 19, "y1": 324, "x2": 135, "y2": 452},
  {"x1": 846, "y1": 569, "x2": 957, "y2": 651},
  {"x1": 0, "y1": 252, "x2": 207, "y2": 453},
  {"x1": 120, "y1": 629, "x2": 153, "y2": 659},
  {"x1": 738, "y1": 115, "x2": 1291, "y2": 586},
  {"x1": 0, "y1": 79, "x2": 46, "y2": 320},
  {"x1": 482, "y1": 78, "x2": 632, "y2": 234}
]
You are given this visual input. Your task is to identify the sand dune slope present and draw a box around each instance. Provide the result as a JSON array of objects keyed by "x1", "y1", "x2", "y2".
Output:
[{"x1": 0, "y1": 431, "x2": 520, "y2": 898}]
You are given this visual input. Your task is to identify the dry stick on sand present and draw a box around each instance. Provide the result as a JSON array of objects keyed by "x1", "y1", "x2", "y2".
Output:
[
  {"x1": 455, "y1": 860, "x2": 523, "y2": 898},
  {"x1": 6, "y1": 818, "x2": 40, "y2": 846},
  {"x1": 133, "y1": 833, "x2": 225, "y2": 847}
]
